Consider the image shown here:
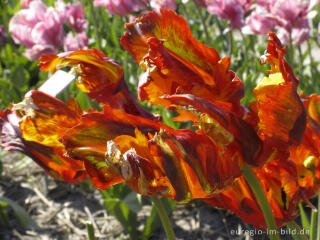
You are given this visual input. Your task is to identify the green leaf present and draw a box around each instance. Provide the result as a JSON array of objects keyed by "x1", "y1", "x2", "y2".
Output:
[
  {"x1": 0, "y1": 197, "x2": 38, "y2": 230},
  {"x1": 104, "y1": 198, "x2": 138, "y2": 239},
  {"x1": 142, "y1": 197, "x2": 176, "y2": 240},
  {"x1": 76, "y1": 91, "x2": 93, "y2": 110},
  {"x1": 122, "y1": 191, "x2": 142, "y2": 213},
  {"x1": 11, "y1": 65, "x2": 29, "y2": 88},
  {"x1": 299, "y1": 204, "x2": 310, "y2": 232},
  {"x1": 161, "y1": 108, "x2": 180, "y2": 129},
  {"x1": 101, "y1": 184, "x2": 140, "y2": 239}
]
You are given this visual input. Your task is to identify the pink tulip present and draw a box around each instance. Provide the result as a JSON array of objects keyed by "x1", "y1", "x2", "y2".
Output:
[
  {"x1": 243, "y1": 13, "x2": 275, "y2": 34},
  {"x1": 24, "y1": 44, "x2": 57, "y2": 60},
  {"x1": 54, "y1": 0, "x2": 68, "y2": 21},
  {"x1": 64, "y1": 32, "x2": 88, "y2": 51},
  {"x1": 253, "y1": 0, "x2": 319, "y2": 45},
  {"x1": 66, "y1": 2, "x2": 87, "y2": 33},
  {"x1": 94, "y1": 0, "x2": 147, "y2": 16},
  {"x1": 9, "y1": 1, "x2": 47, "y2": 48},
  {"x1": 150, "y1": 0, "x2": 176, "y2": 11},
  {"x1": 205, "y1": 0, "x2": 252, "y2": 31},
  {"x1": 9, "y1": 1, "x2": 64, "y2": 60},
  {"x1": 195, "y1": 0, "x2": 207, "y2": 7},
  {"x1": 31, "y1": 8, "x2": 64, "y2": 48}
]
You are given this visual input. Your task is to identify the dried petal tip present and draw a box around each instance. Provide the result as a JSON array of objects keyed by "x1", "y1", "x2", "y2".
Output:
[
  {"x1": 14, "y1": 94, "x2": 39, "y2": 118},
  {"x1": 105, "y1": 140, "x2": 122, "y2": 166}
]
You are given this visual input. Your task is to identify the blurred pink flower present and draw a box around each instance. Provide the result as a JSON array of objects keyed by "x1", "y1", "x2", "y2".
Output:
[
  {"x1": 54, "y1": 0, "x2": 68, "y2": 21},
  {"x1": 31, "y1": 8, "x2": 64, "y2": 48},
  {"x1": 64, "y1": 32, "x2": 88, "y2": 51},
  {"x1": 24, "y1": 44, "x2": 57, "y2": 60},
  {"x1": 9, "y1": 1, "x2": 64, "y2": 60},
  {"x1": 9, "y1": 1, "x2": 48, "y2": 48},
  {"x1": 94, "y1": 0, "x2": 147, "y2": 16},
  {"x1": 66, "y1": 2, "x2": 88, "y2": 33},
  {"x1": 243, "y1": 12, "x2": 275, "y2": 34},
  {"x1": 244, "y1": 0, "x2": 319, "y2": 45},
  {"x1": 150, "y1": 0, "x2": 176, "y2": 11},
  {"x1": 195, "y1": 0, "x2": 207, "y2": 7},
  {"x1": 205, "y1": 0, "x2": 252, "y2": 31}
]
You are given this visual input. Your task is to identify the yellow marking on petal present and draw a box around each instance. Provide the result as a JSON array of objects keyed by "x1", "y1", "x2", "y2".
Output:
[
  {"x1": 303, "y1": 156, "x2": 317, "y2": 172},
  {"x1": 254, "y1": 73, "x2": 284, "y2": 95},
  {"x1": 137, "y1": 168, "x2": 149, "y2": 195},
  {"x1": 198, "y1": 114, "x2": 234, "y2": 146},
  {"x1": 161, "y1": 69, "x2": 169, "y2": 75}
]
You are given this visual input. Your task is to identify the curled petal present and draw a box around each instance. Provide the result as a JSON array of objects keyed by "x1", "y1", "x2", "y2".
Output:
[
  {"x1": 16, "y1": 90, "x2": 83, "y2": 147},
  {"x1": 290, "y1": 94, "x2": 320, "y2": 199},
  {"x1": 39, "y1": 49, "x2": 157, "y2": 119},
  {"x1": 148, "y1": 128, "x2": 222, "y2": 201},
  {"x1": 121, "y1": 10, "x2": 244, "y2": 107},
  {"x1": 203, "y1": 159, "x2": 300, "y2": 229},
  {"x1": 62, "y1": 106, "x2": 165, "y2": 189},
  {"x1": 62, "y1": 106, "x2": 242, "y2": 201},
  {"x1": 0, "y1": 105, "x2": 86, "y2": 183},
  {"x1": 163, "y1": 94, "x2": 262, "y2": 166},
  {"x1": 39, "y1": 49, "x2": 123, "y2": 103},
  {"x1": 253, "y1": 32, "x2": 306, "y2": 146}
]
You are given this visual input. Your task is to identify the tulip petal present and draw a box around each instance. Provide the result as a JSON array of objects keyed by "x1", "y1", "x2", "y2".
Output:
[
  {"x1": 62, "y1": 106, "x2": 239, "y2": 201},
  {"x1": 39, "y1": 49, "x2": 123, "y2": 103},
  {"x1": 39, "y1": 49, "x2": 158, "y2": 119},
  {"x1": 253, "y1": 32, "x2": 306, "y2": 146},
  {"x1": 0, "y1": 104, "x2": 86, "y2": 184},
  {"x1": 121, "y1": 10, "x2": 244, "y2": 107},
  {"x1": 62, "y1": 106, "x2": 165, "y2": 189},
  {"x1": 203, "y1": 159, "x2": 300, "y2": 229},
  {"x1": 290, "y1": 94, "x2": 320, "y2": 199},
  {"x1": 163, "y1": 94, "x2": 262, "y2": 166}
]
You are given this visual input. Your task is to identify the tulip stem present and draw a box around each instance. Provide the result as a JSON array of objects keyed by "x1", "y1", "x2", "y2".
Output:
[
  {"x1": 192, "y1": 0, "x2": 210, "y2": 44},
  {"x1": 228, "y1": 30, "x2": 233, "y2": 57},
  {"x1": 86, "y1": 221, "x2": 96, "y2": 240},
  {"x1": 88, "y1": 0, "x2": 102, "y2": 50},
  {"x1": 307, "y1": 39, "x2": 315, "y2": 86},
  {"x1": 299, "y1": 204, "x2": 310, "y2": 232},
  {"x1": 242, "y1": 165, "x2": 279, "y2": 240},
  {"x1": 150, "y1": 195, "x2": 176, "y2": 240},
  {"x1": 310, "y1": 208, "x2": 317, "y2": 240}
]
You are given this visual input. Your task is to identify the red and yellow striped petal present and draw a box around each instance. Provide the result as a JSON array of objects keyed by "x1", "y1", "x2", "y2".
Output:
[
  {"x1": 253, "y1": 33, "x2": 306, "y2": 146},
  {"x1": 203, "y1": 159, "x2": 300, "y2": 229},
  {"x1": 39, "y1": 49, "x2": 123, "y2": 104},
  {"x1": 163, "y1": 94, "x2": 262, "y2": 166},
  {"x1": 121, "y1": 10, "x2": 244, "y2": 107},
  {"x1": 61, "y1": 106, "x2": 244, "y2": 201},
  {"x1": 39, "y1": 49, "x2": 158, "y2": 119},
  {"x1": 0, "y1": 105, "x2": 86, "y2": 184},
  {"x1": 290, "y1": 94, "x2": 320, "y2": 199}
]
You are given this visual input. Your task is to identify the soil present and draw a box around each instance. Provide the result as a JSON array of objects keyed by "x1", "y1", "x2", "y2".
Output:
[{"x1": 0, "y1": 151, "x2": 295, "y2": 240}]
